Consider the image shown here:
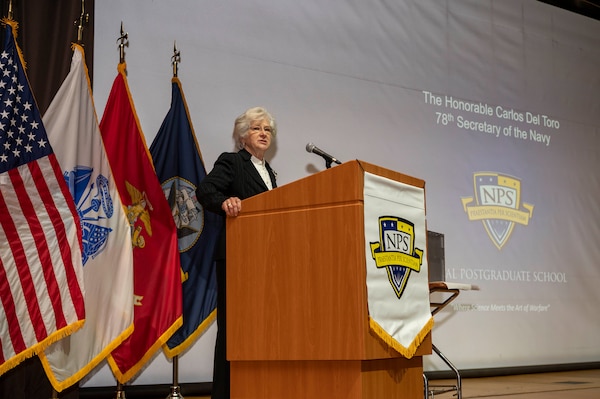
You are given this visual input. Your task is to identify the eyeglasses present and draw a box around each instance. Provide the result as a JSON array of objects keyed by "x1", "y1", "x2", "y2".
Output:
[{"x1": 249, "y1": 125, "x2": 273, "y2": 135}]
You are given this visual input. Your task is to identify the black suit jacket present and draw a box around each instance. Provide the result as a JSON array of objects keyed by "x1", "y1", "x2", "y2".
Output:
[{"x1": 196, "y1": 148, "x2": 277, "y2": 259}]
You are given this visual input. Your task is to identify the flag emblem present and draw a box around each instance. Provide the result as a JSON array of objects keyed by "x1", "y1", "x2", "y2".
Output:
[
  {"x1": 163, "y1": 177, "x2": 203, "y2": 252},
  {"x1": 125, "y1": 180, "x2": 153, "y2": 248},
  {"x1": 370, "y1": 216, "x2": 424, "y2": 298},
  {"x1": 64, "y1": 166, "x2": 114, "y2": 265}
]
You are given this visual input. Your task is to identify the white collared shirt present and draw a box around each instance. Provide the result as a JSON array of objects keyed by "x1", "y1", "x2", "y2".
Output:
[{"x1": 251, "y1": 155, "x2": 273, "y2": 190}]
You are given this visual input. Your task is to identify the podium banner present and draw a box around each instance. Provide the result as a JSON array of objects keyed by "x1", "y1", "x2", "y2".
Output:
[{"x1": 364, "y1": 172, "x2": 433, "y2": 358}]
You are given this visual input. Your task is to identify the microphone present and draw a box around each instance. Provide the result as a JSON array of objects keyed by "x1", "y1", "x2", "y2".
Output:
[{"x1": 305, "y1": 142, "x2": 342, "y2": 167}]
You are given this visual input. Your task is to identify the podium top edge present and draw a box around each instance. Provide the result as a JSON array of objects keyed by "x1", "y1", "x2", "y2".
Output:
[
  {"x1": 236, "y1": 159, "x2": 425, "y2": 214},
  {"x1": 354, "y1": 160, "x2": 425, "y2": 188}
]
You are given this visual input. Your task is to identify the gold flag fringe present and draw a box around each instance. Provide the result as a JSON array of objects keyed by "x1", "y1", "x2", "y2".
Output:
[
  {"x1": 39, "y1": 322, "x2": 135, "y2": 392},
  {"x1": 1, "y1": 18, "x2": 27, "y2": 70},
  {"x1": 163, "y1": 309, "x2": 217, "y2": 359},
  {"x1": 368, "y1": 316, "x2": 434, "y2": 359},
  {"x1": 0, "y1": 319, "x2": 85, "y2": 377},
  {"x1": 108, "y1": 315, "x2": 183, "y2": 384}
]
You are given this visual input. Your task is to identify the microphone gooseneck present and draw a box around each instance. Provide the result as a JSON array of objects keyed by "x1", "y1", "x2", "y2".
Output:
[{"x1": 306, "y1": 142, "x2": 342, "y2": 168}]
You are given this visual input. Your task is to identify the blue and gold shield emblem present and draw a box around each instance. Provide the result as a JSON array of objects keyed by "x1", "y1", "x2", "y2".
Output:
[
  {"x1": 370, "y1": 216, "x2": 423, "y2": 298},
  {"x1": 461, "y1": 172, "x2": 534, "y2": 250}
]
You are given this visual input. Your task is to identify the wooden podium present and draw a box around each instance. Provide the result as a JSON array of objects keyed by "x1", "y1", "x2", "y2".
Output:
[{"x1": 226, "y1": 160, "x2": 431, "y2": 399}]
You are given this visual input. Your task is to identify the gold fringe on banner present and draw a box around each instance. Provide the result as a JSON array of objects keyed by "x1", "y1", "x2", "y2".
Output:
[{"x1": 369, "y1": 316, "x2": 434, "y2": 359}]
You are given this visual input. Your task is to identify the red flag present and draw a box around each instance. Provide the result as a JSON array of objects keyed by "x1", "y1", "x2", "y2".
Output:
[
  {"x1": 0, "y1": 20, "x2": 85, "y2": 375},
  {"x1": 100, "y1": 63, "x2": 182, "y2": 383}
]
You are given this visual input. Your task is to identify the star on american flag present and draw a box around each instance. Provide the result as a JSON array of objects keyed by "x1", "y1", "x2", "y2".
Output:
[{"x1": 0, "y1": 50, "x2": 52, "y2": 173}]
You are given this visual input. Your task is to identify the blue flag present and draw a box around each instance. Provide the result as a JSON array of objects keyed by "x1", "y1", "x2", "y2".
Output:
[{"x1": 150, "y1": 78, "x2": 223, "y2": 356}]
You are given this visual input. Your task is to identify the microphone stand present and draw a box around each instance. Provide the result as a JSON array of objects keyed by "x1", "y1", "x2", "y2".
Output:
[{"x1": 306, "y1": 143, "x2": 341, "y2": 169}]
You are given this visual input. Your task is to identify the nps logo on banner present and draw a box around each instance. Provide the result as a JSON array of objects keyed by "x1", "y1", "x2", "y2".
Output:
[
  {"x1": 370, "y1": 216, "x2": 424, "y2": 298},
  {"x1": 461, "y1": 172, "x2": 534, "y2": 250}
]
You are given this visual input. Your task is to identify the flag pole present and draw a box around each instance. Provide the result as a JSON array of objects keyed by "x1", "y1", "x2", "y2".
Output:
[
  {"x1": 115, "y1": 382, "x2": 127, "y2": 399},
  {"x1": 166, "y1": 355, "x2": 184, "y2": 398},
  {"x1": 113, "y1": 24, "x2": 129, "y2": 399},
  {"x1": 166, "y1": 43, "x2": 184, "y2": 399},
  {"x1": 118, "y1": 22, "x2": 129, "y2": 65},
  {"x1": 172, "y1": 41, "x2": 181, "y2": 78},
  {"x1": 75, "y1": 0, "x2": 89, "y2": 45},
  {"x1": 6, "y1": 0, "x2": 13, "y2": 19}
]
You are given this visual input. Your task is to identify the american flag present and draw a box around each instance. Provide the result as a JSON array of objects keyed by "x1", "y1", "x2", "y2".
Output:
[{"x1": 0, "y1": 21, "x2": 85, "y2": 375}]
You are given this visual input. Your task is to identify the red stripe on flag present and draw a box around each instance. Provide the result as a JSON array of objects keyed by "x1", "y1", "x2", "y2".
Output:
[
  {"x1": 7, "y1": 166, "x2": 56, "y2": 340},
  {"x1": 25, "y1": 160, "x2": 72, "y2": 330},
  {"x1": 0, "y1": 190, "x2": 34, "y2": 353},
  {"x1": 49, "y1": 154, "x2": 83, "y2": 252},
  {"x1": 48, "y1": 155, "x2": 85, "y2": 318}
]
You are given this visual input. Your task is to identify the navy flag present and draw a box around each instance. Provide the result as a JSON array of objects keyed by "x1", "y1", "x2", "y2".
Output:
[{"x1": 150, "y1": 77, "x2": 223, "y2": 356}]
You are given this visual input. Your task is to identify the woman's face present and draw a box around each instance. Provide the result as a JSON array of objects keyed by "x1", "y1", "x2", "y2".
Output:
[{"x1": 243, "y1": 118, "x2": 272, "y2": 159}]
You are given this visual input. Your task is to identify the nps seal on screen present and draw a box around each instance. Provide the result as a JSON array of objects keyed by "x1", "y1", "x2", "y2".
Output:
[
  {"x1": 461, "y1": 172, "x2": 534, "y2": 250},
  {"x1": 370, "y1": 216, "x2": 424, "y2": 299}
]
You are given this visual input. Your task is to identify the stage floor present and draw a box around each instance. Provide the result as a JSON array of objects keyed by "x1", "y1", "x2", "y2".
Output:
[
  {"x1": 429, "y1": 368, "x2": 600, "y2": 399},
  {"x1": 188, "y1": 368, "x2": 600, "y2": 399}
]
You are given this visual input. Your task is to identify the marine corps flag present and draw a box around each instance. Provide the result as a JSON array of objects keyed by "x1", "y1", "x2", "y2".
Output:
[
  {"x1": 149, "y1": 78, "x2": 223, "y2": 357},
  {"x1": 99, "y1": 63, "x2": 182, "y2": 383},
  {"x1": 39, "y1": 44, "x2": 135, "y2": 391},
  {"x1": 0, "y1": 20, "x2": 85, "y2": 376}
]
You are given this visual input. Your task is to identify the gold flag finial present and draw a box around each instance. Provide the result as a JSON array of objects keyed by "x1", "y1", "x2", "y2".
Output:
[
  {"x1": 117, "y1": 22, "x2": 129, "y2": 64},
  {"x1": 172, "y1": 41, "x2": 181, "y2": 78},
  {"x1": 7, "y1": 0, "x2": 13, "y2": 19},
  {"x1": 74, "y1": 0, "x2": 89, "y2": 45}
]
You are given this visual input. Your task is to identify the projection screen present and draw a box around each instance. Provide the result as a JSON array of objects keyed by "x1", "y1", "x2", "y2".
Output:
[{"x1": 87, "y1": 0, "x2": 600, "y2": 387}]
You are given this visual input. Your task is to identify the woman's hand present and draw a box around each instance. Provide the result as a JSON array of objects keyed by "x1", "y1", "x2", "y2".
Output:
[{"x1": 222, "y1": 197, "x2": 242, "y2": 217}]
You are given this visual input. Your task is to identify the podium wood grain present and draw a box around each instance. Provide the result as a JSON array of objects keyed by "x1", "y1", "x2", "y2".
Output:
[{"x1": 226, "y1": 160, "x2": 430, "y2": 398}]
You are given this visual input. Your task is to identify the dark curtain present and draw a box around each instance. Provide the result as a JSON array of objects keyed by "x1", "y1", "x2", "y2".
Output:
[
  {"x1": 0, "y1": 0, "x2": 94, "y2": 114},
  {"x1": 0, "y1": 1, "x2": 94, "y2": 397}
]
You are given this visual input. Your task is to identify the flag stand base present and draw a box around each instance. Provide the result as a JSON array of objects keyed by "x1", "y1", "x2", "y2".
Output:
[
  {"x1": 166, "y1": 355, "x2": 184, "y2": 398},
  {"x1": 166, "y1": 385, "x2": 184, "y2": 399},
  {"x1": 114, "y1": 382, "x2": 126, "y2": 399}
]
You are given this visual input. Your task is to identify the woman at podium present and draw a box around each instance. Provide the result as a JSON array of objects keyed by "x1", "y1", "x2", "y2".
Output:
[{"x1": 196, "y1": 106, "x2": 278, "y2": 399}]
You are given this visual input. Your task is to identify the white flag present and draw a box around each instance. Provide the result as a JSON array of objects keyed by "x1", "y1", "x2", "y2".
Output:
[{"x1": 38, "y1": 44, "x2": 134, "y2": 391}]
